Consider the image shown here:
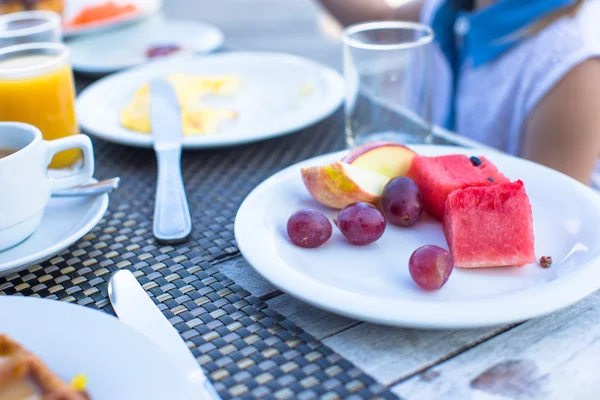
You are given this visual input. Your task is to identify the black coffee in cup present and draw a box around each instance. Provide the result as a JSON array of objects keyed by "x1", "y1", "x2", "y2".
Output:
[{"x1": 0, "y1": 148, "x2": 17, "y2": 159}]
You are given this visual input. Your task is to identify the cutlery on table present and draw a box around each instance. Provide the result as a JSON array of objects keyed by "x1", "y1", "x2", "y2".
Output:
[
  {"x1": 52, "y1": 177, "x2": 121, "y2": 197},
  {"x1": 150, "y1": 78, "x2": 192, "y2": 244},
  {"x1": 108, "y1": 270, "x2": 221, "y2": 400}
]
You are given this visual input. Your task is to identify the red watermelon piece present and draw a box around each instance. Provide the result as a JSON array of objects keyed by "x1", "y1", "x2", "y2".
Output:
[
  {"x1": 443, "y1": 180, "x2": 535, "y2": 268},
  {"x1": 407, "y1": 155, "x2": 508, "y2": 220}
]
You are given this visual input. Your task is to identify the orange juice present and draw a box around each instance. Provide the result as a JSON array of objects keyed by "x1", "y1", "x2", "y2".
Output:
[{"x1": 0, "y1": 53, "x2": 80, "y2": 169}]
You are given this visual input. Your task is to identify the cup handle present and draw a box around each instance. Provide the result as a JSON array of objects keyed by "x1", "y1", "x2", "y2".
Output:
[{"x1": 44, "y1": 135, "x2": 95, "y2": 193}]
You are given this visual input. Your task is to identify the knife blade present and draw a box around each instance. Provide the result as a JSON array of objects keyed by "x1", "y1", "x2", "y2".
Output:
[
  {"x1": 108, "y1": 270, "x2": 222, "y2": 400},
  {"x1": 150, "y1": 78, "x2": 192, "y2": 243}
]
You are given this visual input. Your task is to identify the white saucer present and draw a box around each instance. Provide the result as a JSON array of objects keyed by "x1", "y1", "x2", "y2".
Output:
[
  {"x1": 63, "y1": 0, "x2": 162, "y2": 38},
  {"x1": 235, "y1": 145, "x2": 600, "y2": 329},
  {"x1": 69, "y1": 16, "x2": 224, "y2": 74},
  {"x1": 2, "y1": 296, "x2": 195, "y2": 399},
  {"x1": 0, "y1": 188, "x2": 108, "y2": 277}
]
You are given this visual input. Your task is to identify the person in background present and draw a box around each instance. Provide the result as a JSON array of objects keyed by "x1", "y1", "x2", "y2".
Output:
[{"x1": 318, "y1": 0, "x2": 600, "y2": 186}]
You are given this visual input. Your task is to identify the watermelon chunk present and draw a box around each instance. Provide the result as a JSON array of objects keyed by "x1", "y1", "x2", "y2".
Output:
[
  {"x1": 443, "y1": 180, "x2": 535, "y2": 268},
  {"x1": 407, "y1": 155, "x2": 508, "y2": 220}
]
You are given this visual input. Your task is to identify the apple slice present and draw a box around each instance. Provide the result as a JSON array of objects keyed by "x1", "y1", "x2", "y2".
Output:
[
  {"x1": 301, "y1": 162, "x2": 390, "y2": 209},
  {"x1": 342, "y1": 142, "x2": 418, "y2": 179}
]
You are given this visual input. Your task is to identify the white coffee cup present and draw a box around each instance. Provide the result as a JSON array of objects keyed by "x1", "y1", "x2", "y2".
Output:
[{"x1": 0, "y1": 122, "x2": 95, "y2": 251}]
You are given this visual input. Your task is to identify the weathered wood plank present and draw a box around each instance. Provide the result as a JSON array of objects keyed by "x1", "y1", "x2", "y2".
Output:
[
  {"x1": 323, "y1": 323, "x2": 510, "y2": 387},
  {"x1": 217, "y1": 257, "x2": 278, "y2": 299},
  {"x1": 267, "y1": 294, "x2": 359, "y2": 340},
  {"x1": 392, "y1": 292, "x2": 600, "y2": 399}
]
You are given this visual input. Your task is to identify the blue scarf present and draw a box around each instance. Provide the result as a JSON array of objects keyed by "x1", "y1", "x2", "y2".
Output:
[{"x1": 431, "y1": 0, "x2": 578, "y2": 129}]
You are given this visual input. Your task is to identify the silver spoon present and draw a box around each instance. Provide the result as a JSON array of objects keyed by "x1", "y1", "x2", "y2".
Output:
[{"x1": 52, "y1": 177, "x2": 121, "y2": 197}]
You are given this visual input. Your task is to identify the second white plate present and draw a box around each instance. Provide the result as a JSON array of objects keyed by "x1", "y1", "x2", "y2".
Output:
[
  {"x1": 76, "y1": 52, "x2": 345, "y2": 149},
  {"x1": 69, "y1": 16, "x2": 224, "y2": 74},
  {"x1": 63, "y1": 0, "x2": 162, "y2": 38},
  {"x1": 235, "y1": 146, "x2": 600, "y2": 329}
]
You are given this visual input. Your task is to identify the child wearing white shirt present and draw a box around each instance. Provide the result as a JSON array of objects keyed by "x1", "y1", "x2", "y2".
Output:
[{"x1": 318, "y1": 0, "x2": 600, "y2": 186}]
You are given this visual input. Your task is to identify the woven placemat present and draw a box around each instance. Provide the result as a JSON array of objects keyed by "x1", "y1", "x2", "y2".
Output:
[{"x1": 0, "y1": 80, "x2": 402, "y2": 399}]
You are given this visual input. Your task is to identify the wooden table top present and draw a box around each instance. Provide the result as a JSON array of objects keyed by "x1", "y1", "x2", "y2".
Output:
[{"x1": 163, "y1": 1, "x2": 600, "y2": 399}]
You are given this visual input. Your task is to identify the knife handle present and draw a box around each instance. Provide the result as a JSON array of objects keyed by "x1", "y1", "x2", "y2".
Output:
[{"x1": 153, "y1": 147, "x2": 192, "y2": 243}]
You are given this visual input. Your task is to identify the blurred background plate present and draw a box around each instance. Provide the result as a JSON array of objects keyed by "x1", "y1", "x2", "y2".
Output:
[
  {"x1": 0, "y1": 182, "x2": 108, "y2": 277},
  {"x1": 76, "y1": 52, "x2": 345, "y2": 148},
  {"x1": 1, "y1": 296, "x2": 195, "y2": 400},
  {"x1": 69, "y1": 16, "x2": 224, "y2": 74},
  {"x1": 63, "y1": 0, "x2": 162, "y2": 38}
]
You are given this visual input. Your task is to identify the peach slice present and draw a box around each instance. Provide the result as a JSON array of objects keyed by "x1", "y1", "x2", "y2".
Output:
[
  {"x1": 301, "y1": 162, "x2": 390, "y2": 209},
  {"x1": 342, "y1": 142, "x2": 418, "y2": 179}
]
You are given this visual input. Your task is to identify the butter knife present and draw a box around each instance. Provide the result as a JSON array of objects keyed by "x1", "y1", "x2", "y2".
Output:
[
  {"x1": 108, "y1": 270, "x2": 222, "y2": 400},
  {"x1": 150, "y1": 78, "x2": 192, "y2": 243}
]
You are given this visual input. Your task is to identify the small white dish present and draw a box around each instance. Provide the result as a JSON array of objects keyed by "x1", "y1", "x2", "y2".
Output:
[
  {"x1": 69, "y1": 16, "x2": 224, "y2": 74},
  {"x1": 0, "y1": 184, "x2": 108, "y2": 276},
  {"x1": 235, "y1": 145, "x2": 600, "y2": 329},
  {"x1": 62, "y1": 0, "x2": 162, "y2": 38},
  {"x1": 1, "y1": 296, "x2": 195, "y2": 400},
  {"x1": 76, "y1": 52, "x2": 345, "y2": 149},
  {"x1": 0, "y1": 122, "x2": 95, "y2": 252}
]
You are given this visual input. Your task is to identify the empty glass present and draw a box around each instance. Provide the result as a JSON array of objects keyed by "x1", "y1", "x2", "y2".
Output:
[
  {"x1": 0, "y1": 11, "x2": 61, "y2": 48},
  {"x1": 343, "y1": 21, "x2": 434, "y2": 147}
]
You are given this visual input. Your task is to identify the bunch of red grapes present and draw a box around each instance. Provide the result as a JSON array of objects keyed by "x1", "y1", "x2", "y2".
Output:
[{"x1": 286, "y1": 177, "x2": 453, "y2": 290}]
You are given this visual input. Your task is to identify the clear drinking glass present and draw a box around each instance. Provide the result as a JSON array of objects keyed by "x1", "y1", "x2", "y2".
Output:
[
  {"x1": 343, "y1": 21, "x2": 434, "y2": 147},
  {"x1": 0, "y1": 11, "x2": 61, "y2": 48}
]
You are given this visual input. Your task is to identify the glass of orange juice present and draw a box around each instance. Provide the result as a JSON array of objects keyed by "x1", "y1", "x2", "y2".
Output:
[{"x1": 0, "y1": 42, "x2": 80, "y2": 168}]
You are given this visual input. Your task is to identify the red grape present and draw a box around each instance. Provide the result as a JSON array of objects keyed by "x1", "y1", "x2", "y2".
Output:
[
  {"x1": 409, "y1": 245, "x2": 454, "y2": 290},
  {"x1": 287, "y1": 209, "x2": 332, "y2": 248},
  {"x1": 382, "y1": 177, "x2": 423, "y2": 227},
  {"x1": 146, "y1": 44, "x2": 182, "y2": 59},
  {"x1": 335, "y1": 202, "x2": 386, "y2": 245}
]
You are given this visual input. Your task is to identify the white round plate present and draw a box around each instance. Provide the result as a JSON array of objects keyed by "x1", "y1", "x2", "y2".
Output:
[
  {"x1": 1, "y1": 296, "x2": 194, "y2": 400},
  {"x1": 63, "y1": 0, "x2": 162, "y2": 38},
  {"x1": 235, "y1": 145, "x2": 600, "y2": 329},
  {"x1": 0, "y1": 189, "x2": 108, "y2": 276},
  {"x1": 76, "y1": 52, "x2": 345, "y2": 149},
  {"x1": 69, "y1": 16, "x2": 224, "y2": 74}
]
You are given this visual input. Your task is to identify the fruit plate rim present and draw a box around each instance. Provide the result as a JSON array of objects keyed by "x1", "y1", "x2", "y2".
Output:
[{"x1": 234, "y1": 145, "x2": 600, "y2": 329}]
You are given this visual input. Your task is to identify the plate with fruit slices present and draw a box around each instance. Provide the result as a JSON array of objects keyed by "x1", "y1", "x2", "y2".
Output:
[
  {"x1": 62, "y1": 0, "x2": 162, "y2": 38},
  {"x1": 235, "y1": 142, "x2": 600, "y2": 329}
]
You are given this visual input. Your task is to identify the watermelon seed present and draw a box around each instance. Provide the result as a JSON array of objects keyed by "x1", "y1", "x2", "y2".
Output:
[
  {"x1": 470, "y1": 156, "x2": 482, "y2": 166},
  {"x1": 488, "y1": 177, "x2": 494, "y2": 182},
  {"x1": 539, "y1": 256, "x2": 553, "y2": 268}
]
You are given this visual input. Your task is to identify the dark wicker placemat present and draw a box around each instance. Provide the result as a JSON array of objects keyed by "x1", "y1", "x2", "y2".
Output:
[{"x1": 0, "y1": 93, "x2": 401, "y2": 399}]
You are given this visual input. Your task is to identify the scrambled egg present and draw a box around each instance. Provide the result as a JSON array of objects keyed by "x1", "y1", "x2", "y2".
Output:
[{"x1": 121, "y1": 74, "x2": 240, "y2": 135}]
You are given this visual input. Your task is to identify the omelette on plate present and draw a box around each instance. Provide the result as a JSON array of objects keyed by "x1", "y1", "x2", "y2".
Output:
[{"x1": 121, "y1": 74, "x2": 240, "y2": 135}]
